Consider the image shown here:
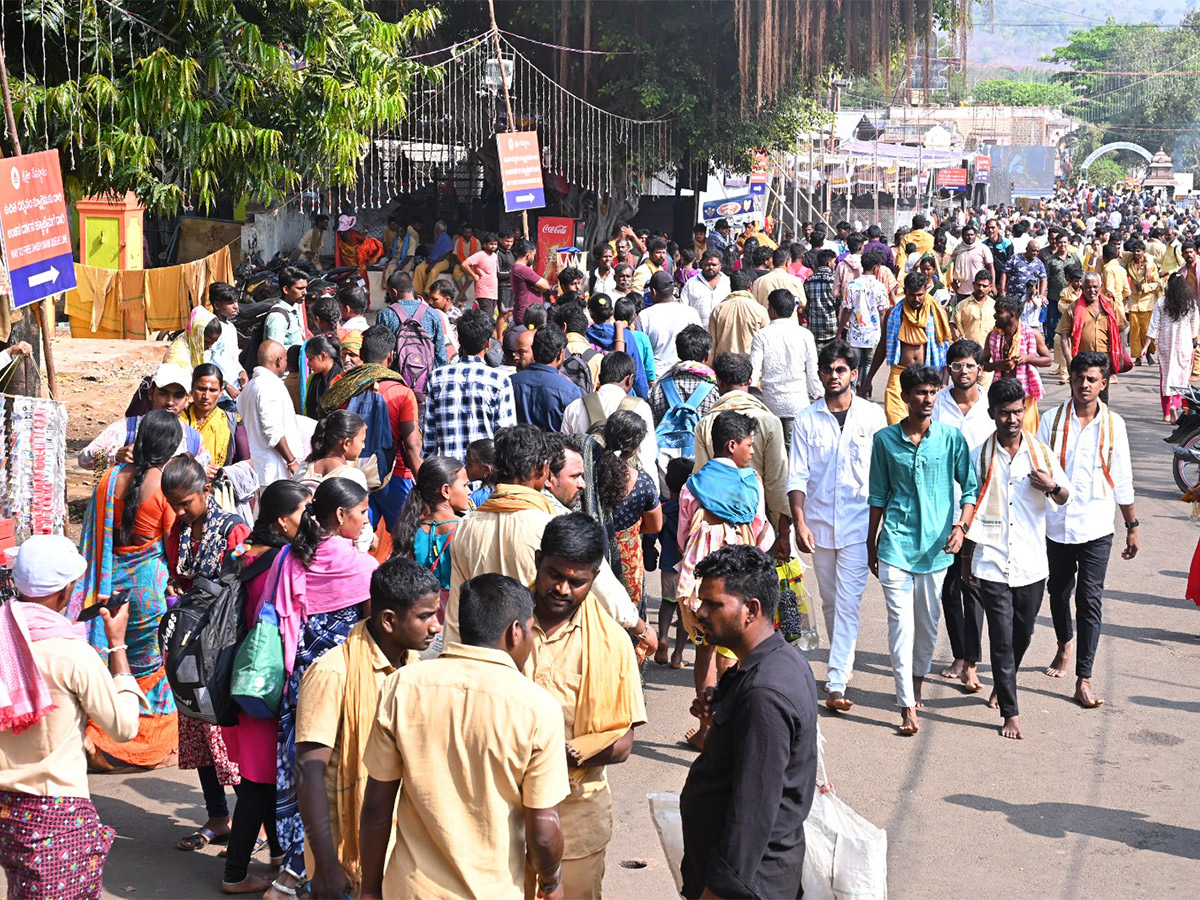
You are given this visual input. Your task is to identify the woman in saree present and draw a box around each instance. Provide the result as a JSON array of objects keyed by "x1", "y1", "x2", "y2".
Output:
[
  {"x1": 160, "y1": 456, "x2": 250, "y2": 855},
  {"x1": 268, "y1": 477, "x2": 377, "y2": 900},
  {"x1": 221, "y1": 481, "x2": 309, "y2": 895},
  {"x1": 180, "y1": 364, "x2": 250, "y2": 476},
  {"x1": 300, "y1": 334, "x2": 342, "y2": 418},
  {"x1": 594, "y1": 412, "x2": 662, "y2": 626},
  {"x1": 334, "y1": 215, "x2": 384, "y2": 278},
  {"x1": 72, "y1": 409, "x2": 183, "y2": 769}
]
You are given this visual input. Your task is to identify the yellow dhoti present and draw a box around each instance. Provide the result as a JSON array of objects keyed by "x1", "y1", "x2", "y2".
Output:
[{"x1": 885, "y1": 364, "x2": 906, "y2": 425}]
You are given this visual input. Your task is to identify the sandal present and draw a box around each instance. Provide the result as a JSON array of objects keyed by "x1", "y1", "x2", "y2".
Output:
[{"x1": 177, "y1": 826, "x2": 229, "y2": 851}]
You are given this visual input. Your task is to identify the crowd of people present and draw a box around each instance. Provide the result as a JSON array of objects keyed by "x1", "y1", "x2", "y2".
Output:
[{"x1": 3, "y1": 186, "x2": 1176, "y2": 899}]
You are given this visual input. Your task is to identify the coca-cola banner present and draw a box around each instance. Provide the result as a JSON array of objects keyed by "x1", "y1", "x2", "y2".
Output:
[{"x1": 536, "y1": 217, "x2": 580, "y2": 284}]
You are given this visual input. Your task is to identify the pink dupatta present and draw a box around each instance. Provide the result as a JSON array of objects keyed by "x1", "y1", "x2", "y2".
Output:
[
  {"x1": 0, "y1": 602, "x2": 86, "y2": 733},
  {"x1": 271, "y1": 536, "x2": 377, "y2": 675}
]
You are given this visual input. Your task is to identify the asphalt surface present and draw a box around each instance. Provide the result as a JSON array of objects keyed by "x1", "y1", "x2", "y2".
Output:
[{"x1": 14, "y1": 362, "x2": 1200, "y2": 899}]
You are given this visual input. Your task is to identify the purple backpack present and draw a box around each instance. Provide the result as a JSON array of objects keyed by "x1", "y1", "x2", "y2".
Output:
[{"x1": 388, "y1": 300, "x2": 436, "y2": 398}]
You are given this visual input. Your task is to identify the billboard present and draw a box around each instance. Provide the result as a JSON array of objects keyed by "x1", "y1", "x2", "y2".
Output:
[
  {"x1": 974, "y1": 155, "x2": 991, "y2": 184},
  {"x1": 701, "y1": 193, "x2": 763, "y2": 227},
  {"x1": 985, "y1": 146, "x2": 1056, "y2": 204},
  {"x1": 936, "y1": 167, "x2": 968, "y2": 190}
]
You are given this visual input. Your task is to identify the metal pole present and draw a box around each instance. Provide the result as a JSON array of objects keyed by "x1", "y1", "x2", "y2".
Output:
[
  {"x1": 873, "y1": 136, "x2": 880, "y2": 223},
  {"x1": 792, "y1": 149, "x2": 800, "y2": 239},
  {"x1": 0, "y1": 39, "x2": 57, "y2": 401},
  {"x1": 806, "y1": 139, "x2": 814, "y2": 223},
  {"x1": 487, "y1": 0, "x2": 529, "y2": 238}
]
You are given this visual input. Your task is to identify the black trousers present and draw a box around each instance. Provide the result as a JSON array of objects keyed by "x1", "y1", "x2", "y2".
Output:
[
  {"x1": 197, "y1": 765, "x2": 229, "y2": 819},
  {"x1": 223, "y1": 778, "x2": 281, "y2": 884},
  {"x1": 942, "y1": 551, "x2": 984, "y2": 663},
  {"x1": 978, "y1": 578, "x2": 1046, "y2": 718},
  {"x1": 1046, "y1": 535, "x2": 1113, "y2": 679}
]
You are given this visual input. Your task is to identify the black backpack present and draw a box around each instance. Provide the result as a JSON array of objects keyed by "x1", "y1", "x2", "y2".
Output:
[
  {"x1": 235, "y1": 300, "x2": 287, "y2": 376},
  {"x1": 159, "y1": 547, "x2": 272, "y2": 727},
  {"x1": 561, "y1": 346, "x2": 598, "y2": 395}
]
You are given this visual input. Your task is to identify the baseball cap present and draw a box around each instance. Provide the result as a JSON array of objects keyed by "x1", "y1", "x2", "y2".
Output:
[
  {"x1": 649, "y1": 270, "x2": 674, "y2": 292},
  {"x1": 151, "y1": 363, "x2": 190, "y2": 391},
  {"x1": 12, "y1": 534, "x2": 88, "y2": 597}
]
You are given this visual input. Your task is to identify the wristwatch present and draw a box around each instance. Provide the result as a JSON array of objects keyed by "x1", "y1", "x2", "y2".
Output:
[
  {"x1": 1125, "y1": 518, "x2": 1140, "y2": 530},
  {"x1": 1049, "y1": 484, "x2": 1062, "y2": 497}
]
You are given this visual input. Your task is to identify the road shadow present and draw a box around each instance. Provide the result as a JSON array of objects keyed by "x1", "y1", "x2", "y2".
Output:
[
  {"x1": 1128, "y1": 695, "x2": 1200, "y2": 714},
  {"x1": 944, "y1": 794, "x2": 1200, "y2": 860},
  {"x1": 631, "y1": 739, "x2": 700, "y2": 768}
]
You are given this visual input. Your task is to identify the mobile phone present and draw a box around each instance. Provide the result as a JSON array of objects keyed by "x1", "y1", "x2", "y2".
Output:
[{"x1": 76, "y1": 590, "x2": 130, "y2": 622}]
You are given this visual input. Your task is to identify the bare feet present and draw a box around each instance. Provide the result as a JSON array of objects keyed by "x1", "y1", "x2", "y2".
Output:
[
  {"x1": 1074, "y1": 678, "x2": 1105, "y2": 708},
  {"x1": 668, "y1": 651, "x2": 689, "y2": 669},
  {"x1": 826, "y1": 691, "x2": 854, "y2": 712},
  {"x1": 653, "y1": 644, "x2": 669, "y2": 665},
  {"x1": 265, "y1": 872, "x2": 301, "y2": 900},
  {"x1": 960, "y1": 662, "x2": 982, "y2": 693},
  {"x1": 1044, "y1": 641, "x2": 1072, "y2": 678},
  {"x1": 898, "y1": 707, "x2": 920, "y2": 735},
  {"x1": 1000, "y1": 715, "x2": 1024, "y2": 740},
  {"x1": 913, "y1": 675, "x2": 925, "y2": 709},
  {"x1": 683, "y1": 725, "x2": 708, "y2": 750},
  {"x1": 941, "y1": 658, "x2": 965, "y2": 678},
  {"x1": 987, "y1": 688, "x2": 999, "y2": 710},
  {"x1": 220, "y1": 875, "x2": 272, "y2": 895}
]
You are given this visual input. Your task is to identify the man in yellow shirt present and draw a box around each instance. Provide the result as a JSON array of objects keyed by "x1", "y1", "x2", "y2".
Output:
[
  {"x1": 360, "y1": 572, "x2": 570, "y2": 900},
  {"x1": 1100, "y1": 243, "x2": 1130, "y2": 313},
  {"x1": 295, "y1": 558, "x2": 443, "y2": 899},
  {"x1": 523, "y1": 514, "x2": 648, "y2": 899},
  {"x1": 1125, "y1": 238, "x2": 1162, "y2": 363},
  {"x1": 951, "y1": 270, "x2": 998, "y2": 388}
]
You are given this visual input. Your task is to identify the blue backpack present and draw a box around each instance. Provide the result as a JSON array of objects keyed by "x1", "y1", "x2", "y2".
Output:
[
  {"x1": 347, "y1": 388, "x2": 396, "y2": 485},
  {"x1": 655, "y1": 377, "x2": 713, "y2": 476}
]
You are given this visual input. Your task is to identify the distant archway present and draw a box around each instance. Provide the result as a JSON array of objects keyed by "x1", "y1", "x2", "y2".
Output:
[{"x1": 1080, "y1": 142, "x2": 1153, "y2": 172}]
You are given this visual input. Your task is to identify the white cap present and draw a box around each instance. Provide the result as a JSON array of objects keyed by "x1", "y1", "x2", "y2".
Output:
[
  {"x1": 13, "y1": 535, "x2": 88, "y2": 597},
  {"x1": 151, "y1": 363, "x2": 190, "y2": 391}
]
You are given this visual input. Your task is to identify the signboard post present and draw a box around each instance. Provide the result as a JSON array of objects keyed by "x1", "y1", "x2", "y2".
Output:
[
  {"x1": 749, "y1": 150, "x2": 770, "y2": 196},
  {"x1": 498, "y1": 130, "x2": 546, "y2": 214},
  {"x1": 0, "y1": 149, "x2": 77, "y2": 309}
]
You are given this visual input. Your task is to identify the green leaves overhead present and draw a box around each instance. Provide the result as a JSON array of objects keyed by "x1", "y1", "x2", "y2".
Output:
[{"x1": 8, "y1": 0, "x2": 440, "y2": 214}]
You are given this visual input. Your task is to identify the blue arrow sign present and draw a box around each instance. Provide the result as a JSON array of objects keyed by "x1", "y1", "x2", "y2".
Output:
[
  {"x1": 10, "y1": 251, "x2": 75, "y2": 309},
  {"x1": 504, "y1": 187, "x2": 545, "y2": 213}
]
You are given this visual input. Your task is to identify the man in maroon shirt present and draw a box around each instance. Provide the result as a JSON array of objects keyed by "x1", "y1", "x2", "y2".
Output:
[{"x1": 510, "y1": 238, "x2": 552, "y2": 327}]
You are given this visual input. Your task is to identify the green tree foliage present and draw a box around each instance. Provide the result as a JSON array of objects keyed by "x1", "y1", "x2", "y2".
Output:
[
  {"x1": 971, "y1": 79, "x2": 1075, "y2": 107},
  {"x1": 1046, "y1": 14, "x2": 1200, "y2": 171},
  {"x1": 1086, "y1": 156, "x2": 1128, "y2": 187},
  {"x1": 9, "y1": 1, "x2": 440, "y2": 215}
]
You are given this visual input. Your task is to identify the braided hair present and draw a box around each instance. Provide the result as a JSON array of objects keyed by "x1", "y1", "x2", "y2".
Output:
[{"x1": 119, "y1": 409, "x2": 181, "y2": 544}]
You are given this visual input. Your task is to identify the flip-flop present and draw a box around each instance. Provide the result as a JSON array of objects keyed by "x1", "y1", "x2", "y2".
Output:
[{"x1": 177, "y1": 827, "x2": 229, "y2": 851}]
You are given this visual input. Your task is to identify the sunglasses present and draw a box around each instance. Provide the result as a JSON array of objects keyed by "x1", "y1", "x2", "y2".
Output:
[{"x1": 948, "y1": 361, "x2": 979, "y2": 372}]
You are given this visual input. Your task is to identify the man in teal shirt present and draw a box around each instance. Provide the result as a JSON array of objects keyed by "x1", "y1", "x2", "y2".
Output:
[{"x1": 868, "y1": 364, "x2": 978, "y2": 736}]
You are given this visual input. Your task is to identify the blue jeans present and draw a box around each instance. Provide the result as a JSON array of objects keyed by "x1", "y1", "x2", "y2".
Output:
[{"x1": 370, "y1": 475, "x2": 414, "y2": 533}]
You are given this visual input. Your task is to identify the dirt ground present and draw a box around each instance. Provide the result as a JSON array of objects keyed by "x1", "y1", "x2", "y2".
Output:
[{"x1": 52, "y1": 334, "x2": 170, "y2": 536}]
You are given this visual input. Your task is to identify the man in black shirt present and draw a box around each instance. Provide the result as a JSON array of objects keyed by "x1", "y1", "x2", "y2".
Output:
[
  {"x1": 679, "y1": 545, "x2": 818, "y2": 900},
  {"x1": 496, "y1": 228, "x2": 516, "y2": 314}
]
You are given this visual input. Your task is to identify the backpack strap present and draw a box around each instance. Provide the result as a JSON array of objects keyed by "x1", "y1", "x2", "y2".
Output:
[
  {"x1": 683, "y1": 380, "x2": 714, "y2": 411},
  {"x1": 413, "y1": 301, "x2": 430, "y2": 322},
  {"x1": 583, "y1": 391, "x2": 607, "y2": 429},
  {"x1": 617, "y1": 396, "x2": 641, "y2": 414},
  {"x1": 660, "y1": 376, "x2": 684, "y2": 409},
  {"x1": 125, "y1": 416, "x2": 139, "y2": 448}
]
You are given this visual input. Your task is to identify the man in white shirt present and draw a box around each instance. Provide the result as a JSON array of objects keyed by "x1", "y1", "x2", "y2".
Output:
[
  {"x1": 1036, "y1": 351, "x2": 1138, "y2": 709},
  {"x1": 788, "y1": 340, "x2": 887, "y2": 711},
  {"x1": 964, "y1": 377, "x2": 1069, "y2": 740},
  {"x1": 679, "y1": 251, "x2": 730, "y2": 327},
  {"x1": 638, "y1": 270, "x2": 701, "y2": 373},
  {"x1": 559, "y1": 352, "x2": 658, "y2": 476},
  {"x1": 930, "y1": 339, "x2": 993, "y2": 692},
  {"x1": 749, "y1": 287, "x2": 820, "y2": 450},
  {"x1": 237, "y1": 340, "x2": 304, "y2": 487},
  {"x1": 838, "y1": 250, "x2": 892, "y2": 374}
]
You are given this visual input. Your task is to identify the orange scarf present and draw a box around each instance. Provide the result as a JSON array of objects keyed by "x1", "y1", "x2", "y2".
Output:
[
  {"x1": 476, "y1": 484, "x2": 556, "y2": 516},
  {"x1": 898, "y1": 296, "x2": 952, "y2": 346}
]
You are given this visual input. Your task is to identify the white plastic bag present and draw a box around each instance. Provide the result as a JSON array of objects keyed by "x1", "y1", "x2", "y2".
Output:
[
  {"x1": 647, "y1": 792, "x2": 686, "y2": 896},
  {"x1": 802, "y1": 729, "x2": 888, "y2": 899}
]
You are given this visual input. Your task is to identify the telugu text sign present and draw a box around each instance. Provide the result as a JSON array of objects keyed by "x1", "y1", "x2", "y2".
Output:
[
  {"x1": 498, "y1": 131, "x2": 546, "y2": 213},
  {"x1": 0, "y1": 149, "x2": 76, "y2": 308},
  {"x1": 936, "y1": 167, "x2": 968, "y2": 189}
]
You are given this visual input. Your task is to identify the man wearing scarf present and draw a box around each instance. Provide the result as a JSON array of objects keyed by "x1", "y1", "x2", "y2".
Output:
[
  {"x1": 295, "y1": 559, "x2": 442, "y2": 898},
  {"x1": 523, "y1": 514, "x2": 647, "y2": 900},
  {"x1": 983, "y1": 295, "x2": 1052, "y2": 434},
  {"x1": 0, "y1": 536, "x2": 144, "y2": 900},
  {"x1": 864, "y1": 270, "x2": 953, "y2": 425},
  {"x1": 1058, "y1": 272, "x2": 1129, "y2": 376}
]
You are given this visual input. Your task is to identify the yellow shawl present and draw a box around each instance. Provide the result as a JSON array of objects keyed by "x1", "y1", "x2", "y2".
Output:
[
  {"x1": 476, "y1": 483, "x2": 557, "y2": 516},
  {"x1": 898, "y1": 295, "x2": 953, "y2": 347},
  {"x1": 181, "y1": 406, "x2": 231, "y2": 467},
  {"x1": 564, "y1": 594, "x2": 644, "y2": 775}
]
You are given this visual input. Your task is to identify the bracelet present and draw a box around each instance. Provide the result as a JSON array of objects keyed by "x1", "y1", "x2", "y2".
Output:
[{"x1": 106, "y1": 644, "x2": 128, "y2": 655}]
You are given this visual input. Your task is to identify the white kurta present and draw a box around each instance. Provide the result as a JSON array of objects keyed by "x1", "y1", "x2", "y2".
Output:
[{"x1": 1150, "y1": 298, "x2": 1199, "y2": 396}]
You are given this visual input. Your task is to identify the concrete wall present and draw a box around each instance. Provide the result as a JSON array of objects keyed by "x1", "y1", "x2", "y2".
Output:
[{"x1": 241, "y1": 201, "x2": 325, "y2": 262}]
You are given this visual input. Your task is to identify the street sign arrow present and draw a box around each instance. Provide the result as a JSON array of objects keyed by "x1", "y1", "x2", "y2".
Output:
[
  {"x1": 28, "y1": 265, "x2": 59, "y2": 288},
  {"x1": 517, "y1": 193, "x2": 535, "y2": 203}
]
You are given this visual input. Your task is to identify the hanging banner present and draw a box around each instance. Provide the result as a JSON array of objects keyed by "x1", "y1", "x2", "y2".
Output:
[
  {"x1": 936, "y1": 167, "x2": 968, "y2": 190},
  {"x1": 0, "y1": 149, "x2": 77, "y2": 308},
  {"x1": 749, "y1": 150, "x2": 771, "y2": 195},
  {"x1": 497, "y1": 131, "x2": 545, "y2": 213},
  {"x1": 701, "y1": 194, "x2": 762, "y2": 226},
  {"x1": 974, "y1": 156, "x2": 991, "y2": 185}
]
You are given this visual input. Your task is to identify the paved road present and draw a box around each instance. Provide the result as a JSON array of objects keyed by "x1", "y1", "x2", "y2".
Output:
[{"x1": 36, "y1": 364, "x2": 1200, "y2": 899}]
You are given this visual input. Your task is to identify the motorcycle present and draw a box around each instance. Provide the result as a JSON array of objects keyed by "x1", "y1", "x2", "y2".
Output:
[
  {"x1": 234, "y1": 250, "x2": 290, "y2": 303},
  {"x1": 306, "y1": 265, "x2": 367, "y2": 303},
  {"x1": 1165, "y1": 385, "x2": 1200, "y2": 492}
]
